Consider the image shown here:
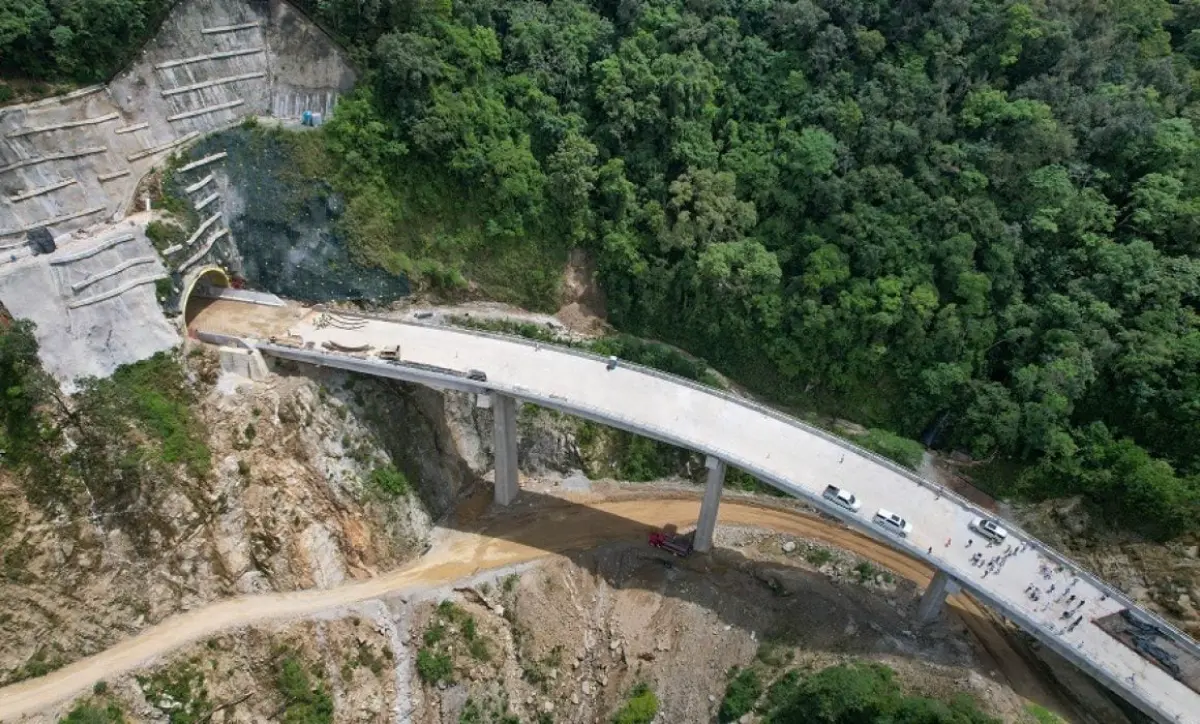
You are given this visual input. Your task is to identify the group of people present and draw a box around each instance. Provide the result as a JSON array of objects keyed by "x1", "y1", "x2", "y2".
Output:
[
  {"x1": 1027, "y1": 566, "x2": 1096, "y2": 635},
  {"x1": 966, "y1": 539, "x2": 1026, "y2": 579}
]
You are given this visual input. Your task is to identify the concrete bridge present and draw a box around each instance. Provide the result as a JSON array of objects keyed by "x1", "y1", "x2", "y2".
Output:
[{"x1": 198, "y1": 304, "x2": 1200, "y2": 724}]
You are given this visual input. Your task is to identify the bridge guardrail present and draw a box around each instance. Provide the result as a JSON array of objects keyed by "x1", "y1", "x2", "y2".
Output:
[
  {"x1": 368, "y1": 311, "x2": 1200, "y2": 657},
  {"x1": 260, "y1": 332, "x2": 1185, "y2": 721},
  {"x1": 261, "y1": 312, "x2": 1198, "y2": 720}
]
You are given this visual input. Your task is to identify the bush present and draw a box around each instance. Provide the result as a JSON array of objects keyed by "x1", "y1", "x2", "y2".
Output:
[
  {"x1": 144, "y1": 221, "x2": 186, "y2": 251},
  {"x1": 370, "y1": 464, "x2": 410, "y2": 496},
  {"x1": 59, "y1": 701, "x2": 125, "y2": 723},
  {"x1": 277, "y1": 656, "x2": 333, "y2": 724},
  {"x1": 137, "y1": 663, "x2": 210, "y2": 723},
  {"x1": 416, "y1": 648, "x2": 452, "y2": 684},
  {"x1": 762, "y1": 663, "x2": 999, "y2": 724},
  {"x1": 805, "y1": 548, "x2": 833, "y2": 566},
  {"x1": 1025, "y1": 704, "x2": 1067, "y2": 724},
  {"x1": 854, "y1": 561, "x2": 878, "y2": 582},
  {"x1": 612, "y1": 682, "x2": 658, "y2": 724},
  {"x1": 857, "y1": 429, "x2": 925, "y2": 470},
  {"x1": 719, "y1": 668, "x2": 762, "y2": 723},
  {"x1": 423, "y1": 623, "x2": 445, "y2": 646},
  {"x1": 1018, "y1": 423, "x2": 1200, "y2": 541}
]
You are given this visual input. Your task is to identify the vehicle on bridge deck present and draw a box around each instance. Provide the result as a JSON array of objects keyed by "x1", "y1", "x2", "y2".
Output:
[
  {"x1": 649, "y1": 526, "x2": 693, "y2": 557},
  {"x1": 822, "y1": 484, "x2": 862, "y2": 512},
  {"x1": 873, "y1": 509, "x2": 913, "y2": 537},
  {"x1": 970, "y1": 516, "x2": 1008, "y2": 543}
]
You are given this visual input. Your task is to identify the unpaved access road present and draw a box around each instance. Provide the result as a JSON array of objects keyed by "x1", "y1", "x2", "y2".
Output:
[{"x1": 0, "y1": 494, "x2": 1065, "y2": 720}]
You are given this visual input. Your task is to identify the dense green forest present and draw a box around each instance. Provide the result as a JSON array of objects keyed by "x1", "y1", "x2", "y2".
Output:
[
  {"x1": 3, "y1": 0, "x2": 1200, "y2": 539},
  {"x1": 0, "y1": 0, "x2": 172, "y2": 89},
  {"x1": 305, "y1": 0, "x2": 1200, "y2": 540}
]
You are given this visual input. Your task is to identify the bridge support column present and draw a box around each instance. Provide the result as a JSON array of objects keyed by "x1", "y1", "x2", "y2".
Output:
[
  {"x1": 916, "y1": 570, "x2": 960, "y2": 624},
  {"x1": 694, "y1": 455, "x2": 726, "y2": 553},
  {"x1": 492, "y1": 394, "x2": 519, "y2": 506}
]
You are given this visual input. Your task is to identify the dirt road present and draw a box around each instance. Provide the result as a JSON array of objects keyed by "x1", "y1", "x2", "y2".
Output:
[{"x1": 0, "y1": 494, "x2": 1062, "y2": 720}]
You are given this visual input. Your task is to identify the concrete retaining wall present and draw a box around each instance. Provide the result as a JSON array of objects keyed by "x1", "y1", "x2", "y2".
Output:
[{"x1": 0, "y1": 0, "x2": 355, "y2": 246}]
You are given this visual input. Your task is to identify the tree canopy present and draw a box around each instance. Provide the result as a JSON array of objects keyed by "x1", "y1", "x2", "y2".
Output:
[
  {"x1": 8, "y1": 0, "x2": 1199, "y2": 539},
  {"x1": 297, "y1": 0, "x2": 1200, "y2": 539}
]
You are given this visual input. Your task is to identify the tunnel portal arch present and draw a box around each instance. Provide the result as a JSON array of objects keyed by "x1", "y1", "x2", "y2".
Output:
[{"x1": 181, "y1": 265, "x2": 231, "y2": 328}]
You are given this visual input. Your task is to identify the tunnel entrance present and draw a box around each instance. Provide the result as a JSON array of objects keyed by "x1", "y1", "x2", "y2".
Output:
[{"x1": 181, "y1": 266, "x2": 231, "y2": 328}]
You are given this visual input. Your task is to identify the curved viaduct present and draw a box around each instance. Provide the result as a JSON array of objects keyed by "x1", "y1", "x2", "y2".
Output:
[{"x1": 200, "y1": 304, "x2": 1198, "y2": 724}]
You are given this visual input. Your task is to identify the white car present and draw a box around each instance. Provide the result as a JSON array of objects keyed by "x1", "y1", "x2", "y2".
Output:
[
  {"x1": 822, "y1": 484, "x2": 862, "y2": 512},
  {"x1": 970, "y1": 516, "x2": 1008, "y2": 543},
  {"x1": 873, "y1": 509, "x2": 913, "y2": 537}
]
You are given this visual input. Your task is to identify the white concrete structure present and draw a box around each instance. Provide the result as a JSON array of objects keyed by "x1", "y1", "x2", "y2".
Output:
[
  {"x1": 917, "y1": 570, "x2": 962, "y2": 624},
  {"x1": 694, "y1": 455, "x2": 726, "y2": 553},
  {"x1": 492, "y1": 394, "x2": 520, "y2": 506},
  {"x1": 204, "y1": 308, "x2": 1199, "y2": 724}
]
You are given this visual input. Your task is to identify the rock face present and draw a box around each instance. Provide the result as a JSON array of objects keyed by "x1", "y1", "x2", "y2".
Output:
[
  {"x1": 409, "y1": 547, "x2": 1036, "y2": 724},
  {"x1": 0, "y1": 356, "x2": 434, "y2": 684}
]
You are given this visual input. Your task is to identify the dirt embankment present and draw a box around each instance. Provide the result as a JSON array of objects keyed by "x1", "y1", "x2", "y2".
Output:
[
  {"x1": 0, "y1": 353, "x2": 433, "y2": 691},
  {"x1": 1, "y1": 486, "x2": 1133, "y2": 723},
  {"x1": 0, "y1": 341, "x2": 1140, "y2": 723}
]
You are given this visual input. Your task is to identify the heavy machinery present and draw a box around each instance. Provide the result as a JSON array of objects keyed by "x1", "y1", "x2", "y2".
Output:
[{"x1": 648, "y1": 526, "x2": 693, "y2": 557}]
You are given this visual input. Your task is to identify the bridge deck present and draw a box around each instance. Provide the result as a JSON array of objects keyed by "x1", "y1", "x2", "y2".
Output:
[{"x1": 197, "y1": 302, "x2": 1199, "y2": 724}]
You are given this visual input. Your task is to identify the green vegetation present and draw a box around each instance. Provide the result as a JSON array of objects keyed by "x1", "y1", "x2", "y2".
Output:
[
  {"x1": 804, "y1": 548, "x2": 834, "y2": 567},
  {"x1": 1025, "y1": 704, "x2": 1067, "y2": 724},
  {"x1": 416, "y1": 647, "x2": 453, "y2": 684},
  {"x1": 612, "y1": 682, "x2": 659, "y2": 724},
  {"x1": 137, "y1": 662, "x2": 211, "y2": 724},
  {"x1": 144, "y1": 221, "x2": 187, "y2": 253},
  {"x1": 277, "y1": 655, "x2": 334, "y2": 724},
  {"x1": 416, "y1": 600, "x2": 493, "y2": 684},
  {"x1": 761, "y1": 663, "x2": 998, "y2": 723},
  {"x1": 857, "y1": 429, "x2": 926, "y2": 471},
  {"x1": 58, "y1": 700, "x2": 125, "y2": 724},
  {"x1": 0, "y1": 0, "x2": 173, "y2": 85},
  {"x1": 719, "y1": 667, "x2": 763, "y2": 723},
  {"x1": 289, "y1": 0, "x2": 1200, "y2": 540},
  {"x1": 369, "y1": 464, "x2": 411, "y2": 496},
  {"x1": 459, "y1": 694, "x2": 521, "y2": 724},
  {"x1": 0, "y1": 323, "x2": 211, "y2": 548}
]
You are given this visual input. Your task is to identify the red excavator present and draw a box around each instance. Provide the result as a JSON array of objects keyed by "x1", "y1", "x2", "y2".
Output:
[{"x1": 648, "y1": 525, "x2": 693, "y2": 557}]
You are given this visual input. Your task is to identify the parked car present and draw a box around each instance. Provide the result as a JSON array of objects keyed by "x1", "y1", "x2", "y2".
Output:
[
  {"x1": 873, "y1": 509, "x2": 913, "y2": 537},
  {"x1": 970, "y1": 516, "x2": 1008, "y2": 543},
  {"x1": 822, "y1": 484, "x2": 862, "y2": 512}
]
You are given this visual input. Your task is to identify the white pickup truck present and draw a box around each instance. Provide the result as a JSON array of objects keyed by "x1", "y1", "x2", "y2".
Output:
[{"x1": 822, "y1": 484, "x2": 862, "y2": 512}]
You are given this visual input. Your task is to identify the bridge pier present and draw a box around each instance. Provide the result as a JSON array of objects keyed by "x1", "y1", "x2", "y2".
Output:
[
  {"x1": 491, "y1": 394, "x2": 520, "y2": 506},
  {"x1": 694, "y1": 455, "x2": 726, "y2": 552},
  {"x1": 916, "y1": 570, "x2": 960, "y2": 624}
]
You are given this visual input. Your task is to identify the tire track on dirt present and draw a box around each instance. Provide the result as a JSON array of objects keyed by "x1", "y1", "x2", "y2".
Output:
[{"x1": 0, "y1": 495, "x2": 1068, "y2": 720}]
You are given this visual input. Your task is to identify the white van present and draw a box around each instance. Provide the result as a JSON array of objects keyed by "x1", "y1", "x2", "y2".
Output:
[
  {"x1": 822, "y1": 484, "x2": 862, "y2": 512},
  {"x1": 970, "y1": 517, "x2": 1008, "y2": 543},
  {"x1": 873, "y1": 509, "x2": 913, "y2": 537}
]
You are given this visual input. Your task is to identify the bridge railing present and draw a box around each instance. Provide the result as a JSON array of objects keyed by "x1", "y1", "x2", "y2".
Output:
[
  {"x1": 257, "y1": 330, "x2": 1188, "y2": 721},
  {"x1": 391, "y1": 313, "x2": 1200, "y2": 657},
  {"x1": 300, "y1": 307, "x2": 1200, "y2": 663}
]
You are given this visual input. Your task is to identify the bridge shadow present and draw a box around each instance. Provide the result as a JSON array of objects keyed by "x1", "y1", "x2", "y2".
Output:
[
  {"x1": 271, "y1": 362, "x2": 1131, "y2": 724},
  {"x1": 430, "y1": 484, "x2": 1130, "y2": 724}
]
